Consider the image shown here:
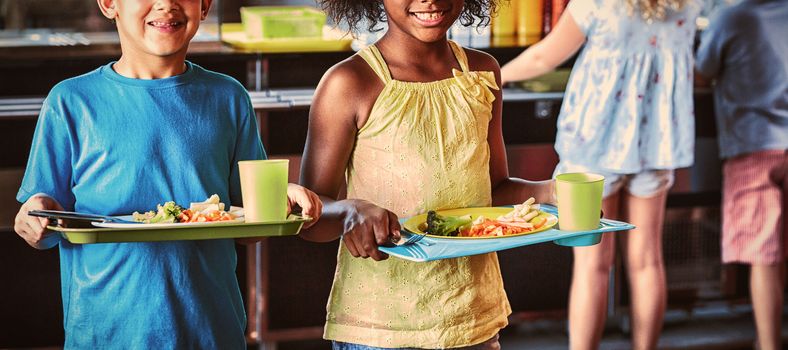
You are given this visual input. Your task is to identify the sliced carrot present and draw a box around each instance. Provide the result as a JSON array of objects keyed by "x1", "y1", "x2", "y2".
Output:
[{"x1": 531, "y1": 217, "x2": 547, "y2": 229}]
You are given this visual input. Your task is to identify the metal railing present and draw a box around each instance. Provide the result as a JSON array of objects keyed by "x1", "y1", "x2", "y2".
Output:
[{"x1": 0, "y1": 87, "x2": 564, "y2": 119}]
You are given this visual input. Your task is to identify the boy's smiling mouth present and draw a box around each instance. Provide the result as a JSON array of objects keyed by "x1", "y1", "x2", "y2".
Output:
[{"x1": 147, "y1": 19, "x2": 185, "y2": 32}]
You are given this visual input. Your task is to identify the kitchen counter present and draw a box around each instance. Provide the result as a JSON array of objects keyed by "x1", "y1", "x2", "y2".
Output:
[
  {"x1": 0, "y1": 38, "x2": 718, "y2": 184},
  {"x1": 0, "y1": 34, "x2": 541, "y2": 95},
  {"x1": 0, "y1": 87, "x2": 568, "y2": 119}
]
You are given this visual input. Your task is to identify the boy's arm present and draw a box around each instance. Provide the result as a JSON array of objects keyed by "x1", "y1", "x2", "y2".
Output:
[
  {"x1": 500, "y1": 10, "x2": 586, "y2": 85},
  {"x1": 15, "y1": 193, "x2": 64, "y2": 249},
  {"x1": 15, "y1": 93, "x2": 76, "y2": 249},
  {"x1": 230, "y1": 89, "x2": 266, "y2": 207},
  {"x1": 695, "y1": 8, "x2": 734, "y2": 84},
  {"x1": 230, "y1": 88, "x2": 274, "y2": 245}
]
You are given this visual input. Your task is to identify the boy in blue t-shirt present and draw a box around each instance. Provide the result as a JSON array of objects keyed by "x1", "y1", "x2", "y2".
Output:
[{"x1": 13, "y1": 0, "x2": 322, "y2": 348}]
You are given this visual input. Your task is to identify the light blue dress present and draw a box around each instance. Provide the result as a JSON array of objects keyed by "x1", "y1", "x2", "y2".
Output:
[{"x1": 555, "y1": 0, "x2": 701, "y2": 173}]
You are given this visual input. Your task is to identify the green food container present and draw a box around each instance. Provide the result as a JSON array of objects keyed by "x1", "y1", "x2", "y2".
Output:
[
  {"x1": 516, "y1": 69, "x2": 571, "y2": 92},
  {"x1": 240, "y1": 6, "x2": 326, "y2": 40}
]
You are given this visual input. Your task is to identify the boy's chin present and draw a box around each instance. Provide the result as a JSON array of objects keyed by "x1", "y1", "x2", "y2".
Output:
[{"x1": 139, "y1": 37, "x2": 193, "y2": 58}]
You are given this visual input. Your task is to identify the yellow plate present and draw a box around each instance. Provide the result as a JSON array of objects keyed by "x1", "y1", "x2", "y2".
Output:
[
  {"x1": 403, "y1": 207, "x2": 558, "y2": 239},
  {"x1": 221, "y1": 23, "x2": 353, "y2": 53}
]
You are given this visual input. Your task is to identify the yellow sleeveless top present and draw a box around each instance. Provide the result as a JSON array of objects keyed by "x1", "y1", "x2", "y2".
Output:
[{"x1": 323, "y1": 41, "x2": 511, "y2": 348}]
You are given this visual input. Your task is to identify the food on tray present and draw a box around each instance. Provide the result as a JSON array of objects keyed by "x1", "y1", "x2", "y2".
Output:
[
  {"x1": 424, "y1": 198, "x2": 549, "y2": 238},
  {"x1": 425, "y1": 211, "x2": 473, "y2": 236},
  {"x1": 132, "y1": 194, "x2": 239, "y2": 224},
  {"x1": 132, "y1": 201, "x2": 184, "y2": 224},
  {"x1": 492, "y1": 197, "x2": 546, "y2": 231}
]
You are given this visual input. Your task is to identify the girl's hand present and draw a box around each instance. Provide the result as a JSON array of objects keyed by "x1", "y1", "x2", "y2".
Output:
[
  {"x1": 286, "y1": 183, "x2": 323, "y2": 229},
  {"x1": 14, "y1": 193, "x2": 63, "y2": 249},
  {"x1": 341, "y1": 199, "x2": 401, "y2": 261}
]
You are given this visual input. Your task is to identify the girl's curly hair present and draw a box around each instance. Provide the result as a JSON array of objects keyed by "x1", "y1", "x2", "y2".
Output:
[{"x1": 317, "y1": 0, "x2": 502, "y2": 34}]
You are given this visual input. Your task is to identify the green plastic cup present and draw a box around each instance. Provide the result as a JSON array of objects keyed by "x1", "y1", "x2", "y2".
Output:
[
  {"x1": 238, "y1": 159, "x2": 289, "y2": 222},
  {"x1": 554, "y1": 172, "x2": 604, "y2": 246}
]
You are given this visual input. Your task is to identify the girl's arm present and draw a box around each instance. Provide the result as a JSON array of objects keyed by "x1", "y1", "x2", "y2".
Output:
[
  {"x1": 298, "y1": 58, "x2": 399, "y2": 261},
  {"x1": 500, "y1": 12, "x2": 587, "y2": 85},
  {"x1": 468, "y1": 50, "x2": 556, "y2": 206}
]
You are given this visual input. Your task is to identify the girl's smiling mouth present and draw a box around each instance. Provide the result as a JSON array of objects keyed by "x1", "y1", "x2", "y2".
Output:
[{"x1": 410, "y1": 10, "x2": 448, "y2": 26}]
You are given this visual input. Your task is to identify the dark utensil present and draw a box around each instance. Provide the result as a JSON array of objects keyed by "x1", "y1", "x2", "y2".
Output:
[{"x1": 29, "y1": 210, "x2": 136, "y2": 225}]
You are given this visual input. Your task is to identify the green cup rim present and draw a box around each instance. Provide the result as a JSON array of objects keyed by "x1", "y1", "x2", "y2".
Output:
[
  {"x1": 238, "y1": 159, "x2": 289, "y2": 164},
  {"x1": 555, "y1": 172, "x2": 605, "y2": 184}
]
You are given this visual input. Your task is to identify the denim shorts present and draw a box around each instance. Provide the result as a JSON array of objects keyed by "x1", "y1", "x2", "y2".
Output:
[
  {"x1": 333, "y1": 342, "x2": 410, "y2": 350},
  {"x1": 554, "y1": 161, "x2": 674, "y2": 198}
]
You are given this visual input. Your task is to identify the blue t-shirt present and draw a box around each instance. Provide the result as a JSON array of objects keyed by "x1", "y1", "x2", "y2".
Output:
[
  {"x1": 695, "y1": 0, "x2": 788, "y2": 158},
  {"x1": 17, "y1": 61, "x2": 265, "y2": 349}
]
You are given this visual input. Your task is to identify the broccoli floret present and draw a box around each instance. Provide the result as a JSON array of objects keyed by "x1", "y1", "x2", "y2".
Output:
[
  {"x1": 161, "y1": 201, "x2": 183, "y2": 218},
  {"x1": 426, "y1": 211, "x2": 473, "y2": 236},
  {"x1": 132, "y1": 201, "x2": 186, "y2": 223},
  {"x1": 146, "y1": 201, "x2": 184, "y2": 223}
]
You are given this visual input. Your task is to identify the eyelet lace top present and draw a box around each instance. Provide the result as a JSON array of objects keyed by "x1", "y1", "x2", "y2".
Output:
[{"x1": 323, "y1": 41, "x2": 511, "y2": 348}]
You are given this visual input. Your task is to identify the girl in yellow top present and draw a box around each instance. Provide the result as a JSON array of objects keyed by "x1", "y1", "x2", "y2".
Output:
[{"x1": 300, "y1": 0, "x2": 553, "y2": 348}]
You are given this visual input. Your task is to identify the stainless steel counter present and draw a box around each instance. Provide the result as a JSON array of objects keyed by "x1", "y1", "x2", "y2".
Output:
[{"x1": 0, "y1": 87, "x2": 598, "y2": 119}]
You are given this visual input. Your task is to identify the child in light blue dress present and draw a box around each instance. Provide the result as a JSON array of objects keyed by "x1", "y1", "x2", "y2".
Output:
[{"x1": 501, "y1": 0, "x2": 701, "y2": 348}]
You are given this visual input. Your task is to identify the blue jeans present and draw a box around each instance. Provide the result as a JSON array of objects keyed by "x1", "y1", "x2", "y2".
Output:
[{"x1": 332, "y1": 334, "x2": 500, "y2": 350}]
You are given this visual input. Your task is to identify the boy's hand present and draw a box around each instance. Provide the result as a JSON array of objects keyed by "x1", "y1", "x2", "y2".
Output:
[
  {"x1": 14, "y1": 194, "x2": 64, "y2": 249},
  {"x1": 286, "y1": 183, "x2": 323, "y2": 229},
  {"x1": 340, "y1": 199, "x2": 401, "y2": 261}
]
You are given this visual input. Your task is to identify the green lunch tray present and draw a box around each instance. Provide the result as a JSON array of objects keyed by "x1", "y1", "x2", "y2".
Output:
[{"x1": 48, "y1": 215, "x2": 309, "y2": 244}]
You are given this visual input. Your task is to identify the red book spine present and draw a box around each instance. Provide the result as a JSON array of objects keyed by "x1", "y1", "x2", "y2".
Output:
[{"x1": 542, "y1": 0, "x2": 553, "y2": 35}]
